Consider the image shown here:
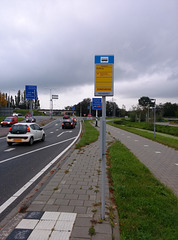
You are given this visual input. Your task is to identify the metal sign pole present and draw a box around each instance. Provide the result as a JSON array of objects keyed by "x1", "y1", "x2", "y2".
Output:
[
  {"x1": 96, "y1": 109, "x2": 98, "y2": 127},
  {"x1": 30, "y1": 99, "x2": 33, "y2": 116},
  {"x1": 94, "y1": 55, "x2": 114, "y2": 221},
  {"x1": 101, "y1": 96, "x2": 106, "y2": 219}
]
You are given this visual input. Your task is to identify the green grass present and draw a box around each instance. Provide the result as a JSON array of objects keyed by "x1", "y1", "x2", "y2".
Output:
[
  {"x1": 107, "y1": 141, "x2": 178, "y2": 240},
  {"x1": 117, "y1": 120, "x2": 178, "y2": 137},
  {"x1": 107, "y1": 121, "x2": 178, "y2": 150},
  {"x1": 75, "y1": 120, "x2": 99, "y2": 148}
]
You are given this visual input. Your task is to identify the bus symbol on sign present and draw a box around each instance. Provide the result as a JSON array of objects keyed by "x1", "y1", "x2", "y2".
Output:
[{"x1": 100, "y1": 57, "x2": 108, "y2": 63}]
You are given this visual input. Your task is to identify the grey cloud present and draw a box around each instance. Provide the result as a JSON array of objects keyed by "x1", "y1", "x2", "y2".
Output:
[{"x1": 0, "y1": 0, "x2": 177, "y2": 106}]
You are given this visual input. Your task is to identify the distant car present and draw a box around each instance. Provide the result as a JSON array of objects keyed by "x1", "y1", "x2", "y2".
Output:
[
  {"x1": 1, "y1": 116, "x2": 18, "y2": 127},
  {"x1": 63, "y1": 115, "x2": 70, "y2": 119},
  {"x1": 13, "y1": 113, "x2": 22, "y2": 117},
  {"x1": 62, "y1": 118, "x2": 75, "y2": 129},
  {"x1": 26, "y1": 117, "x2": 36, "y2": 122},
  {"x1": 6, "y1": 123, "x2": 45, "y2": 146}
]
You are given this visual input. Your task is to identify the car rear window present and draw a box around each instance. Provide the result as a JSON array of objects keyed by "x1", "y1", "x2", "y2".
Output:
[{"x1": 11, "y1": 125, "x2": 27, "y2": 134}]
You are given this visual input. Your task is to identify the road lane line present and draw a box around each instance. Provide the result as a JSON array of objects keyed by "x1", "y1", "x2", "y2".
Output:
[
  {"x1": 4, "y1": 148, "x2": 15, "y2": 152},
  {"x1": 0, "y1": 137, "x2": 75, "y2": 164},
  {"x1": 0, "y1": 122, "x2": 82, "y2": 214},
  {"x1": 57, "y1": 131, "x2": 72, "y2": 138}
]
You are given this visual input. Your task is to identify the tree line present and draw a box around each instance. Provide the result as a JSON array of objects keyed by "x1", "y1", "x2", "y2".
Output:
[
  {"x1": 0, "y1": 90, "x2": 40, "y2": 109},
  {"x1": 130, "y1": 96, "x2": 178, "y2": 122},
  {"x1": 1, "y1": 92, "x2": 177, "y2": 119}
]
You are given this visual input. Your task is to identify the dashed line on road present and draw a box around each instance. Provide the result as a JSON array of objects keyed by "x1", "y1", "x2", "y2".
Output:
[
  {"x1": 134, "y1": 140, "x2": 139, "y2": 142},
  {"x1": 144, "y1": 145, "x2": 149, "y2": 147},
  {"x1": 4, "y1": 148, "x2": 15, "y2": 152},
  {"x1": 155, "y1": 151, "x2": 161, "y2": 154}
]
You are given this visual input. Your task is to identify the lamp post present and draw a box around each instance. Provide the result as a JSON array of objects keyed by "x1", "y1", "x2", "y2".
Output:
[{"x1": 151, "y1": 99, "x2": 156, "y2": 138}]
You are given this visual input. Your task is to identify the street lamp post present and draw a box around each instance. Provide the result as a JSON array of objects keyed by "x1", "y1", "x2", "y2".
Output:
[{"x1": 151, "y1": 99, "x2": 156, "y2": 138}]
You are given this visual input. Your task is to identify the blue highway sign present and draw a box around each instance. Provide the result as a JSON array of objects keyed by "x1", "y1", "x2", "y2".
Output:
[
  {"x1": 25, "y1": 85, "x2": 37, "y2": 99},
  {"x1": 92, "y1": 98, "x2": 102, "y2": 110}
]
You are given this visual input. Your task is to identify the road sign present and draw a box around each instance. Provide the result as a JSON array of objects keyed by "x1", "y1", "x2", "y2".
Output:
[
  {"x1": 52, "y1": 95, "x2": 58, "y2": 99},
  {"x1": 25, "y1": 85, "x2": 37, "y2": 99},
  {"x1": 95, "y1": 55, "x2": 114, "y2": 96},
  {"x1": 92, "y1": 98, "x2": 102, "y2": 110}
]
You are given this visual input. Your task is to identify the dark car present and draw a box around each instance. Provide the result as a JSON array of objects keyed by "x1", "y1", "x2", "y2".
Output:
[
  {"x1": 62, "y1": 118, "x2": 75, "y2": 129},
  {"x1": 26, "y1": 117, "x2": 36, "y2": 122}
]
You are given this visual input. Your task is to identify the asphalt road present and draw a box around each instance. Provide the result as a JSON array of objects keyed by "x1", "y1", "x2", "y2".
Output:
[{"x1": 0, "y1": 117, "x2": 81, "y2": 220}]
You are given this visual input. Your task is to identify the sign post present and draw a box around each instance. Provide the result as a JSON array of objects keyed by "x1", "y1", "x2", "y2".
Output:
[
  {"x1": 92, "y1": 98, "x2": 102, "y2": 126},
  {"x1": 95, "y1": 55, "x2": 114, "y2": 220},
  {"x1": 25, "y1": 85, "x2": 37, "y2": 116}
]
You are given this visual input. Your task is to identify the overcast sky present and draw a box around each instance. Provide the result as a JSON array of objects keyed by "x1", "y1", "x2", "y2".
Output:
[{"x1": 0, "y1": 0, "x2": 178, "y2": 110}]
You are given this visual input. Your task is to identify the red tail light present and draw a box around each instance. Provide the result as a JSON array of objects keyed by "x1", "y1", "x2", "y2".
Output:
[
  {"x1": 9, "y1": 127, "x2": 12, "y2": 132},
  {"x1": 27, "y1": 126, "x2": 30, "y2": 132}
]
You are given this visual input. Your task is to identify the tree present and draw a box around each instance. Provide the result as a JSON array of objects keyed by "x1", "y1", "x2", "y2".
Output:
[
  {"x1": 162, "y1": 102, "x2": 178, "y2": 117},
  {"x1": 138, "y1": 96, "x2": 153, "y2": 122},
  {"x1": 0, "y1": 92, "x2": 8, "y2": 107},
  {"x1": 138, "y1": 96, "x2": 151, "y2": 107}
]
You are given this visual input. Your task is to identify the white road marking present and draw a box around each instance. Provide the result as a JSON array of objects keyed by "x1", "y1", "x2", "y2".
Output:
[
  {"x1": 144, "y1": 145, "x2": 149, "y2": 147},
  {"x1": 175, "y1": 163, "x2": 178, "y2": 166},
  {"x1": 155, "y1": 151, "x2": 161, "y2": 154},
  {"x1": 0, "y1": 137, "x2": 75, "y2": 164},
  {"x1": 50, "y1": 132, "x2": 54, "y2": 133},
  {"x1": 0, "y1": 136, "x2": 6, "y2": 140},
  {"x1": 0, "y1": 122, "x2": 82, "y2": 214},
  {"x1": 134, "y1": 140, "x2": 139, "y2": 142},
  {"x1": 4, "y1": 148, "x2": 15, "y2": 152},
  {"x1": 57, "y1": 131, "x2": 72, "y2": 138}
]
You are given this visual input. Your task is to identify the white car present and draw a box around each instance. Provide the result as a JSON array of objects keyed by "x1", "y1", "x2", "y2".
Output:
[{"x1": 7, "y1": 123, "x2": 45, "y2": 146}]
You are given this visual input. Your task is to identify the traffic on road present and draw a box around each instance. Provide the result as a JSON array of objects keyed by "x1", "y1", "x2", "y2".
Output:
[{"x1": 0, "y1": 116, "x2": 81, "y2": 221}]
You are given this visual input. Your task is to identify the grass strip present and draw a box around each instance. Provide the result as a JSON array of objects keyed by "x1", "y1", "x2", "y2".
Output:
[
  {"x1": 107, "y1": 141, "x2": 178, "y2": 240},
  {"x1": 107, "y1": 121, "x2": 178, "y2": 150},
  {"x1": 75, "y1": 120, "x2": 99, "y2": 148}
]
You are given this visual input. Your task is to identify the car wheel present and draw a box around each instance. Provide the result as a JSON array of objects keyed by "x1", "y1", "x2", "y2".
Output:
[
  {"x1": 41, "y1": 134, "x2": 45, "y2": 142},
  {"x1": 7, "y1": 142, "x2": 12, "y2": 146},
  {"x1": 29, "y1": 137, "x2": 34, "y2": 145},
  {"x1": 1, "y1": 125, "x2": 3, "y2": 127},
  {"x1": 62, "y1": 126, "x2": 64, "y2": 129}
]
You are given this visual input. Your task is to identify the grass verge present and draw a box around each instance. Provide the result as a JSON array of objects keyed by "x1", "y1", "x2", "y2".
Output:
[
  {"x1": 107, "y1": 121, "x2": 178, "y2": 150},
  {"x1": 75, "y1": 120, "x2": 99, "y2": 149},
  {"x1": 107, "y1": 140, "x2": 178, "y2": 240}
]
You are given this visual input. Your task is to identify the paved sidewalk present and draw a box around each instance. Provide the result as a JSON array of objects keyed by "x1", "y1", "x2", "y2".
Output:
[{"x1": 0, "y1": 130, "x2": 120, "y2": 240}]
